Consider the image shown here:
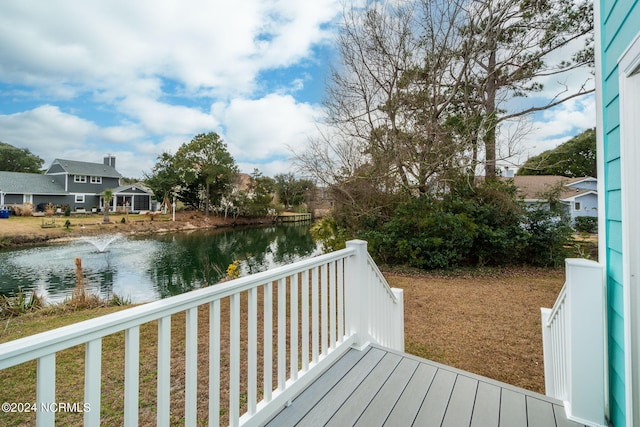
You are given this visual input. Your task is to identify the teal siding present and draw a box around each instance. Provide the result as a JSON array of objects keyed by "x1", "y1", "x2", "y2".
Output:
[
  {"x1": 601, "y1": 0, "x2": 640, "y2": 423},
  {"x1": 605, "y1": 126, "x2": 621, "y2": 161},
  {"x1": 605, "y1": 98, "x2": 620, "y2": 131},
  {"x1": 606, "y1": 190, "x2": 622, "y2": 221},
  {"x1": 605, "y1": 159, "x2": 621, "y2": 190}
]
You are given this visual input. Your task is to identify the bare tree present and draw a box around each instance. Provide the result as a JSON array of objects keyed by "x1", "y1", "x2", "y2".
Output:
[
  {"x1": 296, "y1": 0, "x2": 594, "y2": 214},
  {"x1": 463, "y1": 0, "x2": 594, "y2": 178},
  {"x1": 299, "y1": 1, "x2": 475, "y2": 200}
]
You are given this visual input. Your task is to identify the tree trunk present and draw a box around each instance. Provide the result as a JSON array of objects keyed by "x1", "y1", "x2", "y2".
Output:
[
  {"x1": 484, "y1": 47, "x2": 497, "y2": 180},
  {"x1": 103, "y1": 202, "x2": 110, "y2": 223},
  {"x1": 205, "y1": 181, "x2": 210, "y2": 217}
]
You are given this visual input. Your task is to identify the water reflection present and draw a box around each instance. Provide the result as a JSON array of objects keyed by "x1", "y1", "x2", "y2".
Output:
[{"x1": 0, "y1": 224, "x2": 318, "y2": 303}]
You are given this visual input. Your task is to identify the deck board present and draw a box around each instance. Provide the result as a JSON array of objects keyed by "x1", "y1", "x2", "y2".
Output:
[
  {"x1": 325, "y1": 352, "x2": 402, "y2": 426},
  {"x1": 353, "y1": 357, "x2": 419, "y2": 426},
  {"x1": 293, "y1": 347, "x2": 386, "y2": 426},
  {"x1": 526, "y1": 395, "x2": 557, "y2": 427},
  {"x1": 500, "y1": 388, "x2": 528, "y2": 426},
  {"x1": 470, "y1": 381, "x2": 501, "y2": 427},
  {"x1": 441, "y1": 375, "x2": 478, "y2": 427},
  {"x1": 264, "y1": 347, "x2": 368, "y2": 427},
  {"x1": 264, "y1": 344, "x2": 586, "y2": 427},
  {"x1": 383, "y1": 362, "x2": 437, "y2": 426}
]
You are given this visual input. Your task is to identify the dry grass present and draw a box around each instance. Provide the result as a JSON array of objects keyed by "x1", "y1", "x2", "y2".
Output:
[
  {"x1": 386, "y1": 267, "x2": 564, "y2": 393},
  {"x1": 0, "y1": 268, "x2": 564, "y2": 425}
]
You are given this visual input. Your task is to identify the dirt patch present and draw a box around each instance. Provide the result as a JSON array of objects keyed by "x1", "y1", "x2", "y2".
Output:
[{"x1": 386, "y1": 268, "x2": 564, "y2": 393}]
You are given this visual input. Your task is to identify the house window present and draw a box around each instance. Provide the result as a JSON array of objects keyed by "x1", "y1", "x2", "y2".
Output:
[
  {"x1": 574, "y1": 201, "x2": 581, "y2": 211},
  {"x1": 90, "y1": 176, "x2": 102, "y2": 184},
  {"x1": 75, "y1": 194, "x2": 85, "y2": 203},
  {"x1": 74, "y1": 175, "x2": 87, "y2": 183},
  {"x1": 23, "y1": 194, "x2": 33, "y2": 204}
]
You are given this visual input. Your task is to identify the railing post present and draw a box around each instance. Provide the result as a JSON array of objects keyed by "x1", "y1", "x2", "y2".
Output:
[
  {"x1": 565, "y1": 259, "x2": 607, "y2": 427},
  {"x1": 346, "y1": 240, "x2": 371, "y2": 350},
  {"x1": 540, "y1": 307, "x2": 555, "y2": 396},
  {"x1": 391, "y1": 288, "x2": 405, "y2": 351}
]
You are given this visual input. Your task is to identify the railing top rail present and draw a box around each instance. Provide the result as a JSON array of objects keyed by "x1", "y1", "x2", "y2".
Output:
[
  {"x1": 365, "y1": 253, "x2": 398, "y2": 303},
  {"x1": 0, "y1": 246, "x2": 356, "y2": 369},
  {"x1": 546, "y1": 283, "x2": 567, "y2": 327}
]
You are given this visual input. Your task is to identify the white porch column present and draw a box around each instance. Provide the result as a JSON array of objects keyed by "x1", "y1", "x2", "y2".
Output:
[
  {"x1": 0, "y1": 190, "x2": 4, "y2": 207},
  {"x1": 345, "y1": 240, "x2": 371, "y2": 350}
]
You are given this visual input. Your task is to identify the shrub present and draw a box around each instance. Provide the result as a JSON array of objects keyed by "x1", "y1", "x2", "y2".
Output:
[
  {"x1": 360, "y1": 196, "x2": 478, "y2": 269},
  {"x1": 310, "y1": 215, "x2": 347, "y2": 253},
  {"x1": 0, "y1": 289, "x2": 44, "y2": 318},
  {"x1": 521, "y1": 205, "x2": 574, "y2": 267},
  {"x1": 327, "y1": 178, "x2": 575, "y2": 269},
  {"x1": 574, "y1": 216, "x2": 598, "y2": 233}
]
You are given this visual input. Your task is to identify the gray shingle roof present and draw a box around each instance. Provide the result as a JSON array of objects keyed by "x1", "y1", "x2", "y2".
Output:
[
  {"x1": 506, "y1": 176, "x2": 596, "y2": 201},
  {"x1": 48, "y1": 159, "x2": 121, "y2": 178},
  {"x1": 0, "y1": 172, "x2": 68, "y2": 195}
]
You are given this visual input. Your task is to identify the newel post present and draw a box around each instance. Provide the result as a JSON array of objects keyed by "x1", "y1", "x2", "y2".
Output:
[
  {"x1": 346, "y1": 240, "x2": 371, "y2": 350},
  {"x1": 565, "y1": 258, "x2": 607, "y2": 427}
]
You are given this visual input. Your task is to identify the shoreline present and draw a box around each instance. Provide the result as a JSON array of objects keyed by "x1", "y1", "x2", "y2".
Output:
[{"x1": 0, "y1": 211, "x2": 283, "y2": 249}]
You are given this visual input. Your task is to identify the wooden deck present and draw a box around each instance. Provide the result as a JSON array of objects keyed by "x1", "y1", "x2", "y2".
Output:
[{"x1": 265, "y1": 344, "x2": 585, "y2": 427}]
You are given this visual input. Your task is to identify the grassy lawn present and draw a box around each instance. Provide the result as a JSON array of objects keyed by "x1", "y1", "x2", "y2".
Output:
[{"x1": 0, "y1": 267, "x2": 564, "y2": 426}]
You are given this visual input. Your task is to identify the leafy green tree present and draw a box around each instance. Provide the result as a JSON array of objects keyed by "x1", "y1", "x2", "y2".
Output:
[
  {"x1": 517, "y1": 128, "x2": 596, "y2": 177},
  {"x1": 0, "y1": 142, "x2": 44, "y2": 173},
  {"x1": 274, "y1": 173, "x2": 314, "y2": 209},
  {"x1": 172, "y1": 133, "x2": 239, "y2": 216},
  {"x1": 144, "y1": 152, "x2": 180, "y2": 207},
  {"x1": 237, "y1": 169, "x2": 275, "y2": 217}
]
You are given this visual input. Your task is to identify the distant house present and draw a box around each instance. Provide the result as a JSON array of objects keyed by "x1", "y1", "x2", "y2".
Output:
[
  {"x1": 0, "y1": 156, "x2": 153, "y2": 213},
  {"x1": 507, "y1": 175, "x2": 598, "y2": 223}
]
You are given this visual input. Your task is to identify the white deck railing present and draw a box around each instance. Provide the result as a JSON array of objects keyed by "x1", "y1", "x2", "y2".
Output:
[
  {"x1": 0, "y1": 239, "x2": 404, "y2": 427},
  {"x1": 541, "y1": 258, "x2": 606, "y2": 427}
]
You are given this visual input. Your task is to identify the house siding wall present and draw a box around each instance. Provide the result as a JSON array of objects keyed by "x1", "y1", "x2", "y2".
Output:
[
  {"x1": 46, "y1": 164, "x2": 65, "y2": 174},
  {"x1": 601, "y1": 0, "x2": 640, "y2": 424},
  {"x1": 572, "y1": 180, "x2": 598, "y2": 191},
  {"x1": 66, "y1": 176, "x2": 120, "y2": 194},
  {"x1": 571, "y1": 193, "x2": 598, "y2": 218},
  {"x1": 35, "y1": 195, "x2": 73, "y2": 208}
]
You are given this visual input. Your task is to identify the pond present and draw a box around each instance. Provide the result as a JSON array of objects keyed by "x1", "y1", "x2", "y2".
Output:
[{"x1": 0, "y1": 224, "x2": 320, "y2": 303}]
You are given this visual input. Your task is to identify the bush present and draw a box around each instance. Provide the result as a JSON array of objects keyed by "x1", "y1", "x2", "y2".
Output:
[
  {"x1": 449, "y1": 180, "x2": 529, "y2": 265},
  {"x1": 323, "y1": 177, "x2": 576, "y2": 269},
  {"x1": 521, "y1": 205, "x2": 574, "y2": 267},
  {"x1": 574, "y1": 216, "x2": 597, "y2": 233},
  {"x1": 360, "y1": 196, "x2": 478, "y2": 269},
  {"x1": 310, "y1": 215, "x2": 347, "y2": 253}
]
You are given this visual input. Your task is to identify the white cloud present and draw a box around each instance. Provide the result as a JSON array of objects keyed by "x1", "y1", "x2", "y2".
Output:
[
  {"x1": 0, "y1": 105, "x2": 96, "y2": 158},
  {"x1": 0, "y1": 0, "x2": 339, "y2": 98},
  {"x1": 0, "y1": 0, "x2": 341, "y2": 178},
  {"x1": 214, "y1": 94, "x2": 324, "y2": 162},
  {"x1": 500, "y1": 94, "x2": 596, "y2": 167},
  {"x1": 118, "y1": 96, "x2": 218, "y2": 135}
]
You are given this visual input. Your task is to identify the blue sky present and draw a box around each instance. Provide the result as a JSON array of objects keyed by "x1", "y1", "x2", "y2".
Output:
[{"x1": 0, "y1": 1, "x2": 594, "y2": 178}]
